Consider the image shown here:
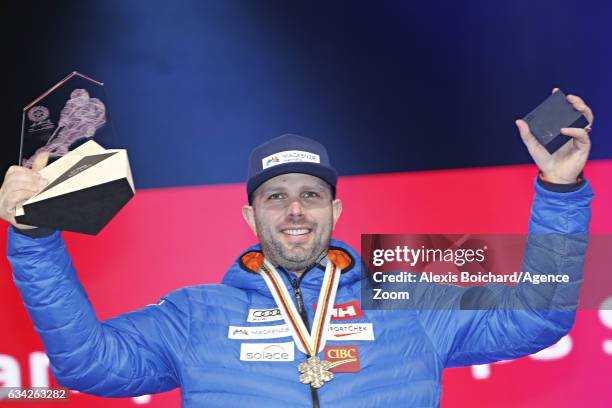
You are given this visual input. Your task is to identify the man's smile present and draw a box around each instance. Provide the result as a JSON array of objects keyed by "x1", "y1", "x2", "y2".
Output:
[
  {"x1": 279, "y1": 226, "x2": 314, "y2": 245},
  {"x1": 281, "y1": 227, "x2": 312, "y2": 236}
]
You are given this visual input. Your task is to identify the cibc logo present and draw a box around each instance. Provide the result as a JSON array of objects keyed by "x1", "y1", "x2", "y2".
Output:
[
  {"x1": 240, "y1": 342, "x2": 295, "y2": 362},
  {"x1": 324, "y1": 345, "x2": 360, "y2": 373}
]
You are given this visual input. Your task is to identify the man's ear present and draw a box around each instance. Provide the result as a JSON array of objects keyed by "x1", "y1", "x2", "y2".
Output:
[
  {"x1": 331, "y1": 198, "x2": 343, "y2": 230},
  {"x1": 242, "y1": 205, "x2": 258, "y2": 236}
]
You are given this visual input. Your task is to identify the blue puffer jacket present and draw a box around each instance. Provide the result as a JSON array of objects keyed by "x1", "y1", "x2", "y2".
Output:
[{"x1": 7, "y1": 180, "x2": 593, "y2": 407}]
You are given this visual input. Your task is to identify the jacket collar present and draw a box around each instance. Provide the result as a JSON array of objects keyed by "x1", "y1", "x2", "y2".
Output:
[{"x1": 222, "y1": 238, "x2": 362, "y2": 296}]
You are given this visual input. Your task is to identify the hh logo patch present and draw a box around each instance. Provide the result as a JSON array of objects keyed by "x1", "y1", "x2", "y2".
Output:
[
  {"x1": 324, "y1": 346, "x2": 360, "y2": 373},
  {"x1": 247, "y1": 307, "x2": 284, "y2": 323},
  {"x1": 326, "y1": 323, "x2": 374, "y2": 341},
  {"x1": 313, "y1": 301, "x2": 364, "y2": 320},
  {"x1": 240, "y1": 342, "x2": 295, "y2": 362},
  {"x1": 228, "y1": 324, "x2": 290, "y2": 340}
]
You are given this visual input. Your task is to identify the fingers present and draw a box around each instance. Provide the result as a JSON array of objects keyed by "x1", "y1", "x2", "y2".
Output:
[
  {"x1": 3, "y1": 189, "x2": 38, "y2": 213},
  {"x1": 32, "y1": 152, "x2": 49, "y2": 172},
  {"x1": 1, "y1": 155, "x2": 49, "y2": 226},
  {"x1": 515, "y1": 119, "x2": 539, "y2": 150},
  {"x1": 3, "y1": 178, "x2": 45, "y2": 195},
  {"x1": 4, "y1": 170, "x2": 47, "y2": 189},
  {"x1": 0, "y1": 178, "x2": 47, "y2": 215},
  {"x1": 5, "y1": 165, "x2": 22, "y2": 177},
  {"x1": 567, "y1": 94, "x2": 594, "y2": 125},
  {"x1": 4, "y1": 165, "x2": 43, "y2": 181},
  {"x1": 550, "y1": 88, "x2": 594, "y2": 126},
  {"x1": 0, "y1": 167, "x2": 48, "y2": 221},
  {"x1": 4, "y1": 156, "x2": 49, "y2": 190},
  {"x1": 560, "y1": 127, "x2": 591, "y2": 148},
  {"x1": 4, "y1": 165, "x2": 34, "y2": 180}
]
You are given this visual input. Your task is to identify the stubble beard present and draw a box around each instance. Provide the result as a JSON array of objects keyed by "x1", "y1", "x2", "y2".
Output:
[{"x1": 255, "y1": 217, "x2": 332, "y2": 273}]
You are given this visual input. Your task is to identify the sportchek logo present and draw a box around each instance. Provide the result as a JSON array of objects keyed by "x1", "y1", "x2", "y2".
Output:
[
  {"x1": 326, "y1": 323, "x2": 374, "y2": 341},
  {"x1": 247, "y1": 307, "x2": 284, "y2": 323},
  {"x1": 228, "y1": 324, "x2": 291, "y2": 340},
  {"x1": 324, "y1": 345, "x2": 360, "y2": 373},
  {"x1": 240, "y1": 342, "x2": 295, "y2": 362},
  {"x1": 313, "y1": 301, "x2": 364, "y2": 321}
]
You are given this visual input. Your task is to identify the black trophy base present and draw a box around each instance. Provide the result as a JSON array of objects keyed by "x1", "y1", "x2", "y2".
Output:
[{"x1": 16, "y1": 178, "x2": 134, "y2": 235}]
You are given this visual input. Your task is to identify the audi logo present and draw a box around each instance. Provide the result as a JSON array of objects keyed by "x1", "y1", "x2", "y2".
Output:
[{"x1": 253, "y1": 309, "x2": 281, "y2": 317}]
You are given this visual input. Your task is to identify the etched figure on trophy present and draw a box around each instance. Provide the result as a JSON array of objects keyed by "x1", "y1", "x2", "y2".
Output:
[{"x1": 23, "y1": 88, "x2": 107, "y2": 167}]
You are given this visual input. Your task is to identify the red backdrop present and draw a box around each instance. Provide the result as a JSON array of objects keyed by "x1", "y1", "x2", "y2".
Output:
[{"x1": 2, "y1": 161, "x2": 611, "y2": 407}]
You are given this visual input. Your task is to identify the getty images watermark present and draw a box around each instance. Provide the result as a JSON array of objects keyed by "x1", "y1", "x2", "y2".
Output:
[{"x1": 360, "y1": 234, "x2": 610, "y2": 310}]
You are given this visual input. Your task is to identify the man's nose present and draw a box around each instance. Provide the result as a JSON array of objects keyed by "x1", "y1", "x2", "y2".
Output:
[{"x1": 286, "y1": 198, "x2": 305, "y2": 217}]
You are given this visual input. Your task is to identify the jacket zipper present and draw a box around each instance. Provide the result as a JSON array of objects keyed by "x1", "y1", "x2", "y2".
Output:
[{"x1": 286, "y1": 272, "x2": 321, "y2": 408}]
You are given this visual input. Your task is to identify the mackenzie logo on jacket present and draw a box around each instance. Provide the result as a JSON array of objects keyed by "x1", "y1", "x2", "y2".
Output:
[{"x1": 228, "y1": 324, "x2": 291, "y2": 339}]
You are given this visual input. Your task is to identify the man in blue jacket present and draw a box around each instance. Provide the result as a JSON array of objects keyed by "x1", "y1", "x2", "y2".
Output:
[{"x1": 1, "y1": 90, "x2": 595, "y2": 407}]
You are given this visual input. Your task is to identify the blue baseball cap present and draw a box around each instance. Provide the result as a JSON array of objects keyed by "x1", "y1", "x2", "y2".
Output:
[{"x1": 247, "y1": 134, "x2": 338, "y2": 203}]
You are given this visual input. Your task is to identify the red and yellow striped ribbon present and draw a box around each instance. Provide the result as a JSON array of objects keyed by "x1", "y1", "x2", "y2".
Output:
[{"x1": 259, "y1": 259, "x2": 340, "y2": 356}]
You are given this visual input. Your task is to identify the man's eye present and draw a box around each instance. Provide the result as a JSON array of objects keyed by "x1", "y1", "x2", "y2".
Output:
[
  {"x1": 268, "y1": 193, "x2": 285, "y2": 200},
  {"x1": 302, "y1": 191, "x2": 320, "y2": 199}
]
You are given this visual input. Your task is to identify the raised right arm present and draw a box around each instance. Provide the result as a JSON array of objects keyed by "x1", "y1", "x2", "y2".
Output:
[{"x1": 7, "y1": 227, "x2": 190, "y2": 396}]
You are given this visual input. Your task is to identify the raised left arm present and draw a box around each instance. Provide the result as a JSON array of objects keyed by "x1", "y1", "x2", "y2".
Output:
[{"x1": 416, "y1": 89, "x2": 595, "y2": 366}]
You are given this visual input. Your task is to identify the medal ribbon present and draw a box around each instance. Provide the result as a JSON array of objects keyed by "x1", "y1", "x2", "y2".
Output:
[{"x1": 259, "y1": 258, "x2": 341, "y2": 356}]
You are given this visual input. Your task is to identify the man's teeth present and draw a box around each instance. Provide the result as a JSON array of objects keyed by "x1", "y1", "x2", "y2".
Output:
[{"x1": 283, "y1": 229, "x2": 310, "y2": 236}]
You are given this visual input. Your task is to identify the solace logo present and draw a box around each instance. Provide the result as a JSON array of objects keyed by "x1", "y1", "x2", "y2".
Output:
[
  {"x1": 324, "y1": 346, "x2": 360, "y2": 373},
  {"x1": 240, "y1": 342, "x2": 295, "y2": 362},
  {"x1": 314, "y1": 301, "x2": 365, "y2": 321}
]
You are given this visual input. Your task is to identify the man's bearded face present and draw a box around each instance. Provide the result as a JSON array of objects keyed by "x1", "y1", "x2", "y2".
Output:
[{"x1": 246, "y1": 173, "x2": 341, "y2": 273}]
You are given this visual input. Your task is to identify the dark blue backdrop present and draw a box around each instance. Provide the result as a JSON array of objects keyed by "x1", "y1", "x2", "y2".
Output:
[{"x1": 3, "y1": 0, "x2": 610, "y2": 188}]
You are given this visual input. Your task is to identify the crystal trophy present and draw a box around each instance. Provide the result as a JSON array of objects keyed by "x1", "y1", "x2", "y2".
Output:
[
  {"x1": 15, "y1": 72, "x2": 134, "y2": 235},
  {"x1": 20, "y1": 71, "x2": 118, "y2": 167}
]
